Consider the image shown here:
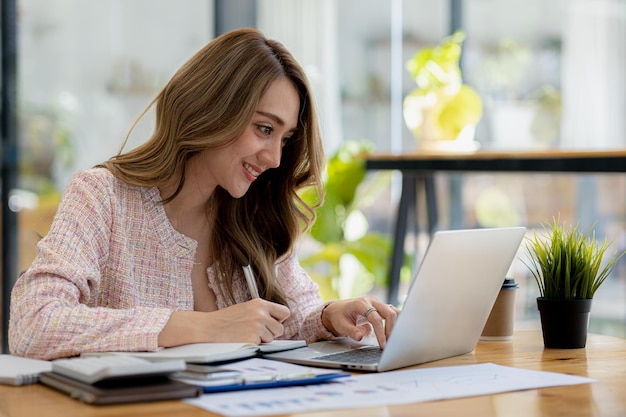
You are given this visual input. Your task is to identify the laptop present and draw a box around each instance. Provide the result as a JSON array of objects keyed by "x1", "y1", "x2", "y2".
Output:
[{"x1": 264, "y1": 227, "x2": 526, "y2": 372}]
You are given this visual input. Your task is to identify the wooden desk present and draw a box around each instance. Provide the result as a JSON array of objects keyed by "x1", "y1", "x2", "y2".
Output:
[
  {"x1": 365, "y1": 149, "x2": 626, "y2": 305},
  {"x1": 1, "y1": 330, "x2": 625, "y2": 417}
]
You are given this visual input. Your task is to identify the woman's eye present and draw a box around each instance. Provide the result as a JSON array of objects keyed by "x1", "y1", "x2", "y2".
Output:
[
  {"x1": 258, "y1": 124, "x2": 273, "y2": 136},
  {"x1": 281, "y1": 136, "x2": 291, "y2": 146}
]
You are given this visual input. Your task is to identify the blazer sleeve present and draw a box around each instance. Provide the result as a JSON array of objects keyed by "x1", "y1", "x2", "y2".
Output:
[
  {"x1": 276, "y1": 254, "x2": 336, "y2": 342},
  {"x1": 9, "y1": 171, "x2": 172, "y2": 360}
]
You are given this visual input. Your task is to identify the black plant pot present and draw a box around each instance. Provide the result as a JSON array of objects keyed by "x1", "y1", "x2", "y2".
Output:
[{"x1": 537, "y1": 297, "x2": 592, "y2": 349}]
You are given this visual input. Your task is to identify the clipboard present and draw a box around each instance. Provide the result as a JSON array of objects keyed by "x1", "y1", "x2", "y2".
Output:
[
  {"x1": 196, "y1": 371, "x2": 349, "y2": 393},
  {"x1": 171, "y1": 357, "x2": 350, "y2": 393}
]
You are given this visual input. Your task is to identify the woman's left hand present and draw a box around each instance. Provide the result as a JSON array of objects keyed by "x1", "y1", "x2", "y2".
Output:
[{"x1": 321, "y1": 296, "x2": 399, "y2": 349}]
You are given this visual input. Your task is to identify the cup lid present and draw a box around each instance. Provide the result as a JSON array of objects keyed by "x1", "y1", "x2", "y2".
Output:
[{"x1": 502, "y1": 277, "x2": 519, "y2": 289}]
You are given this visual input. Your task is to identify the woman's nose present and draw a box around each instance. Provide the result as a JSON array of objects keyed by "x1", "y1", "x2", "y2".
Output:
[{"x1": 261, "y1": 139, "x2": 282, "y2": 169}]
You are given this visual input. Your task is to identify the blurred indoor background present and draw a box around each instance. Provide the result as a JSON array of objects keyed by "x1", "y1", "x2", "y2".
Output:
[{"x1": 2, "y1": 0, "x2": 625, "y2": 352}]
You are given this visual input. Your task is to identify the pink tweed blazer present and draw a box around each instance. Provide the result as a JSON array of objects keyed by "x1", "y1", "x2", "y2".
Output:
[{"x1": 9, "y1": 168, "x2": 332, "y2": 359}]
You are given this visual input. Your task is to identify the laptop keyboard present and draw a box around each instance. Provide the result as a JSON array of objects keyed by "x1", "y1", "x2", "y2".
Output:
[{"x1": 313, "y1": 346, "x2": 382, "y2": 364}]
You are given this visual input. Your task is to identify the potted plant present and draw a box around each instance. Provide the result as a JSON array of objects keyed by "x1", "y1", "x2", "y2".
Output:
[
  {"x1": 299, "y1": 141, "x2": 392, "y2": 300},
  {"x1": 522, "y1": 216, "x2": 626, "y2": 348},
  {"x1": 403, "y1": 30, "x2": 483, "y2": 152}
]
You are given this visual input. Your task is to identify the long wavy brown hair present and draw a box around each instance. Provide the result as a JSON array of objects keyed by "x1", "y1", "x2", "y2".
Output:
[{"x1": 98, "y1": 28, "x2": 325, "y2": 307}]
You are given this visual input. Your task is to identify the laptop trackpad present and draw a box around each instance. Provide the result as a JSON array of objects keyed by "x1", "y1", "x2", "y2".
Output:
[
  {"x1": 268, "y1": 337, "x2": 374, "y2": 360},
  {"x1": 310, "y1": 337, "x2": 374, "y2": 353}
]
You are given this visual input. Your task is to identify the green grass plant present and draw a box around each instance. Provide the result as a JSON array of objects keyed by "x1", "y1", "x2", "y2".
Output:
[{"x1": 523, "y1": 216, "x2": 626, "y2": 300}]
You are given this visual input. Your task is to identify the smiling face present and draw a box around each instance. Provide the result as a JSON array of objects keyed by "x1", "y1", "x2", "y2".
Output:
[{"x1": 195, "y1": 77, "x2": 300, "y2": 199}]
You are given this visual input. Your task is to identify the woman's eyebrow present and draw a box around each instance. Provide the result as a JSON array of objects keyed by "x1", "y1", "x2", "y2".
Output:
[
  {"x1": 256, "y1": 111, "x2": 298, "y2": 134},
  {"x1": 256, "y1": 111, "x2": 286, "y2": 126}
]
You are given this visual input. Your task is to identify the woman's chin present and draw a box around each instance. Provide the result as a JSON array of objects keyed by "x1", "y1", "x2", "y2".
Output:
[{"x1": 227, "y1": 184, "x2": 252, "y2": 199}]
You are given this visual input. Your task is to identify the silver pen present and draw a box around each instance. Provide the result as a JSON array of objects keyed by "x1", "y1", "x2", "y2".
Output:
[{"x1": 242, "y1": 264, "x2": 260, "y2": 298}]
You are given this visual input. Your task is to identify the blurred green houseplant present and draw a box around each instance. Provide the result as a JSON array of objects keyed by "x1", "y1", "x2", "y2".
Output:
[
  {"x1": 403, "y1": 30, "x2": 483, "y2": 149},
  {"x1": 300, "y1": 141, "x2": 391, "y2": 300}
]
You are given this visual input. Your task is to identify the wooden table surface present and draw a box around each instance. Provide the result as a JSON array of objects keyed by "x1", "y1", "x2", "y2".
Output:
[{"x1": 1, "y1": 330, "x2": 625, "y2": 417}]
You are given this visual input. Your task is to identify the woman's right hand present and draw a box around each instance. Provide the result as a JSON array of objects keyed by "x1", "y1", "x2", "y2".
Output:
[{"x1": 157, "y1": 298, "x2": 291, "y2": 347}]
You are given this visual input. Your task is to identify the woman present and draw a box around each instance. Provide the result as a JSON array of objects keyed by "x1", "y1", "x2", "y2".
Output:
[{"x1": 9, "y1": 28, "x2": 397, "y2": 360}]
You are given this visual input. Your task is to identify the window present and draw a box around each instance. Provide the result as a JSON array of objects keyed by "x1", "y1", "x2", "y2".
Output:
[{"x1": 2, "y1": 0, "x2": 625, "y2": 351}]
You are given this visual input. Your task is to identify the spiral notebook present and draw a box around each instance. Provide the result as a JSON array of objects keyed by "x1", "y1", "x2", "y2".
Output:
[{"x1": 0, "y1": 354, "x2": 52, "y2": 386}]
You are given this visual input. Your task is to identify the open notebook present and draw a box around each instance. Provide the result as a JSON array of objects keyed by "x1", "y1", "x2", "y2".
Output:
[
  {"x1": 82, "y1": 339, "x2": 306, "y2": 363},
  {"x1": 264, "y1": 227, "x2": 526, "y2": 372}
]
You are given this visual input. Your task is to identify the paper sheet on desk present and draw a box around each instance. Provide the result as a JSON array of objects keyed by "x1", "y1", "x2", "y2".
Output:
[{"x1": 185, "y1": 362, "x2": 595, "y2": 417}]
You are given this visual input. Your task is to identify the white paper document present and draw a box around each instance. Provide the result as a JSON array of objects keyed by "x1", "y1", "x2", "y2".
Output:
[
  {"x1": 185, "y1": 362, "x2": 595, "y2": 417},
  {"x1": 0, "y1": 355, "x2": 52, "y2": 386}
]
